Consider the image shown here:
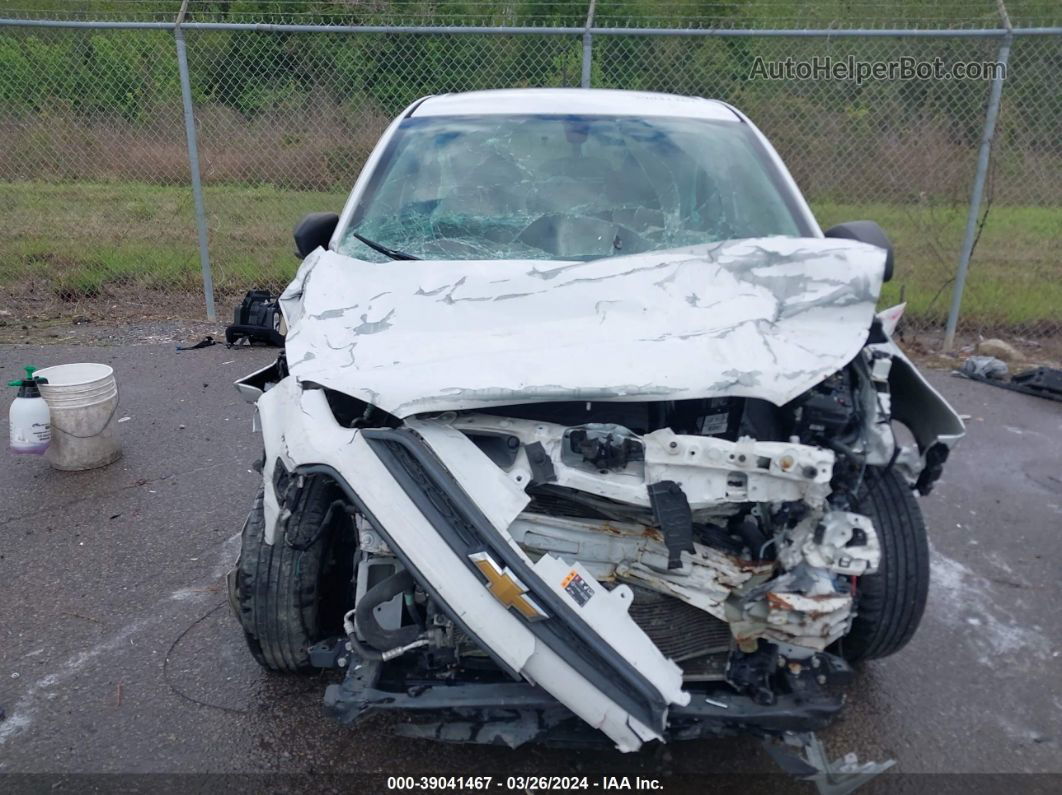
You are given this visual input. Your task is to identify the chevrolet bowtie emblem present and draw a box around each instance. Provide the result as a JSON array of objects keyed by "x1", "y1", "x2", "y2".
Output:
[{"x1": 469, "y1": 552, "x2": 548, "y2": 621}]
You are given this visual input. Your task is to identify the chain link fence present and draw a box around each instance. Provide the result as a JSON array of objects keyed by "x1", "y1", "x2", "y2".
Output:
[{"x1": 0, "y1": 2, "x2": 1058, "y2": 346}]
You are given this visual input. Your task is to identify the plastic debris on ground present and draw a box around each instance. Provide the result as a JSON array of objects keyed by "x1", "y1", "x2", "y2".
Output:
[
  {"x1": 959, "y1": 355, "x2": 1009, "y2": 380},
  {"x1": 956, "y1": 360, "x2": 1062, "y2": 403}
]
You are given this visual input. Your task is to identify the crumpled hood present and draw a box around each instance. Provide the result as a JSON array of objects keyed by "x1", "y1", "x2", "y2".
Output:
[{"x1": 280, "y1": 237, "x2": 885, "y2": 417}]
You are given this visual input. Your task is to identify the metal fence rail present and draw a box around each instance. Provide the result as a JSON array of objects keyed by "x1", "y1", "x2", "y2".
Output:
[{"x1": 0, "y1": 5, "x2": 1059, "y2": 345}]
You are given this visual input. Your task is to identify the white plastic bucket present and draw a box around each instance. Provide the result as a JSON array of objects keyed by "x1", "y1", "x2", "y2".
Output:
[{"x1": 34, "y1": 363, "x2": 122, "y2": 471}]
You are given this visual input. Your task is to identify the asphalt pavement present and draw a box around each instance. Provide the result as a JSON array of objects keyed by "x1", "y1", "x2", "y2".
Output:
[{"x1": 0, "y1": 341, "x2": 1059, "y2": 793}]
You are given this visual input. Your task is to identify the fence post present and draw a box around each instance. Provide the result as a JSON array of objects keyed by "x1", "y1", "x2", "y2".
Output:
[
  {"x1": 581, "y1": 0, "x2": 596, "y2": 88},
  {"x1": 174, "y1": 2, "x2": 216, "y2": 321},
  {"x1": 942, "y1": 32, "x2": 1012, "y2": 350}
]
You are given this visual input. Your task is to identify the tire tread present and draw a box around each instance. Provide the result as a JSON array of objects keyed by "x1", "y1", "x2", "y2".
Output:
[
  {"x1": 232, "y1": 479, "x2": 341, "y2": 673},
  {"x1": 842, "y1": 468, "x2": 930, "y2": 662}
]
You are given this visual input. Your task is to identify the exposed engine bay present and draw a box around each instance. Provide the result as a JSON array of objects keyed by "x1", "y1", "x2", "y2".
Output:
[
  {"x1": 234, "y1": 303, "x2": 963, "y2": 755},
  {"x1": 224, "y1": 242, "x2": 965, "y2": 795}
]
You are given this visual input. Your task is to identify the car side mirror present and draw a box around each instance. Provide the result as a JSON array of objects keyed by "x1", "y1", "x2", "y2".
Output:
[
  {"x1": 293, "y1": 212, "x2": 339, "y2": 259},
  {"x1": 823, "y1": 220, "x2": 894, "y2": 282}
]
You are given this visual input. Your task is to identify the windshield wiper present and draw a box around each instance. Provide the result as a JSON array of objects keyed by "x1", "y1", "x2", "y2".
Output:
[{"x1": 350, "y1": 230, "x2": 419, "y2": 261}]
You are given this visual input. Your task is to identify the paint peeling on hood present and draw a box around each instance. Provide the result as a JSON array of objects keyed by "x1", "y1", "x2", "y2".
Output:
[{"x1": 279, "y1": 236, "x2": 885, "y2": 417}]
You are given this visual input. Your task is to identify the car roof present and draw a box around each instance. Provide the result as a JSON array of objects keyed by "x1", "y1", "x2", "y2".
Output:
[{"x1": 410, "y1": 88, "x2": 743, "y2": 122}]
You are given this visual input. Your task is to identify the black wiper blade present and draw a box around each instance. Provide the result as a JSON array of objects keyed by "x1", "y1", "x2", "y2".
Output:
[{"x1": 350, "y1": 231, "x2": 419, "y2": 261}]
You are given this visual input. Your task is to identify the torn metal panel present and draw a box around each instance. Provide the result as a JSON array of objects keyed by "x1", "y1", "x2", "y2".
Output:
[
  {"x1": 446, "y1": 414, "x2": 836, "y2": 514},
  {"x1": 866, "y1": 309, "x2": 965, "y2": 485},
  {"x1": 279, "y1": 236, "x2": 886, "y2": 418},
  {"x1": 510, "y1": 510, "x2": 870, "y2": 652},
  {"x1": 437, "y1": 412, "x2": 871, "y2": 651},
  {"x1": 778, "y1": 512, "x2": 881, "y2": 577},
  {"x1": 405, "y1": 418, "x2": 530, "y2": 533},
  {"x1": 509, "y1": 513, "x2": 771, "y2": 622},
  {"x1": 764, "y1": 732, "x2": 895, "y2": 795},
  {"x1": 643, "y1": 429, "x2": 834, "y2": 510},
  {"x1": 257, "y1": 382, "x2": 534, "y2": 672},
  {"x1": 732, "y1": 561, "x2": 858, "y2": 650},
  {"x1": 255, "y1": 380, "x2": 686, "y2": 751}
]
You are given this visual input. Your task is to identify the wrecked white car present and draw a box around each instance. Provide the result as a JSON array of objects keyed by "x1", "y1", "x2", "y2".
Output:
[{"x1": 229, "y1": 89, "x2": 964, "y2": 762}]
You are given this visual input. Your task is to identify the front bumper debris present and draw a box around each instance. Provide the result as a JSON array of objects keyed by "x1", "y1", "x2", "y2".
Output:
[
  {"x1": 317, "y1": 643, "x2": 847, "y2": 747},
  {"x1": 256, "y1": 376, "x2": 879, "y2": 752},
  {"x1": 765, "y1": 733, "x2": 895, "y2": 795}
]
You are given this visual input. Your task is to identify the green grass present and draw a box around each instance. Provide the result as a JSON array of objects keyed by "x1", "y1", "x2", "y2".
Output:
[
  {"x1": 1, "y1": 180, "x2": 1059, "y2": 330},
  {"x1": 0, "y1": 181, "x2": 346, "y2": 300},
  {"x1": 815, "y1": 201, "x2": 1062, "y2": 329}
]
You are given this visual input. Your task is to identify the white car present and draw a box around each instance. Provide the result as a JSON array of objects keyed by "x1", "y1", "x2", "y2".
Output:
[{"x1": 229, "y1": 89, "x2": 964, "y2": 767}]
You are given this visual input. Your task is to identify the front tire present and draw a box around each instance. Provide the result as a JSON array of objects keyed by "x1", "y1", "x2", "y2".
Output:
[
  {"x1": 229, "y1": 478, "x2": 353, "y2": 672},
  {"x1": 841, "y1": 468, "x2": 930, "y2": 663}
]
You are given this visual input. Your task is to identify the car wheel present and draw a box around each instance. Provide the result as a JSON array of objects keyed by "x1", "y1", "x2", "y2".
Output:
[
  {"x1": 230, "y1": 478, "x2": 353, "y2": 673},
  {"x1": 840, "y1": 467, "x2": 930, "y2": 663}
]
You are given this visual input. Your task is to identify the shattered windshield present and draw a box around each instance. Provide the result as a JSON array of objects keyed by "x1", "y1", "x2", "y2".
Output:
[{"x1": 339, "y1": 114, "x2": 807, "y2": 261}]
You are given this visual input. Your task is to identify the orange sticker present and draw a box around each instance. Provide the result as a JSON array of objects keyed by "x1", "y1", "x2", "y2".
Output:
[{"x1": 561, "y1": 570, "x2": 578, "y2": 588}]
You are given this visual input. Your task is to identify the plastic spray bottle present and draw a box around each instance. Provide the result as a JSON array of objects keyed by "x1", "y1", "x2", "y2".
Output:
[{"x1": 8, "y1": 366, "x2": 51, "y2": 454}]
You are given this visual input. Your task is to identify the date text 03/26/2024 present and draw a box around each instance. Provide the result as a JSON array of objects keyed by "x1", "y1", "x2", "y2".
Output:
[{"x1": 386, "y1": 776, "x2": 664, "y2": 791}]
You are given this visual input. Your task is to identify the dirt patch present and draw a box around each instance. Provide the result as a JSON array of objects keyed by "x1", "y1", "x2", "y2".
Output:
[
  {"x1": 0, "y1": 306, "x2": 225, "y2": 348},
  {"x1": 897, "y1": 328, "x2": 1062, "y2": 372}
]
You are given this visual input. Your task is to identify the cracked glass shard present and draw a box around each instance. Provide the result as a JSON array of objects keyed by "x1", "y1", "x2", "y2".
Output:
[{"x1": 337, "y1": 115, "x2": 803, "y2": 263}]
